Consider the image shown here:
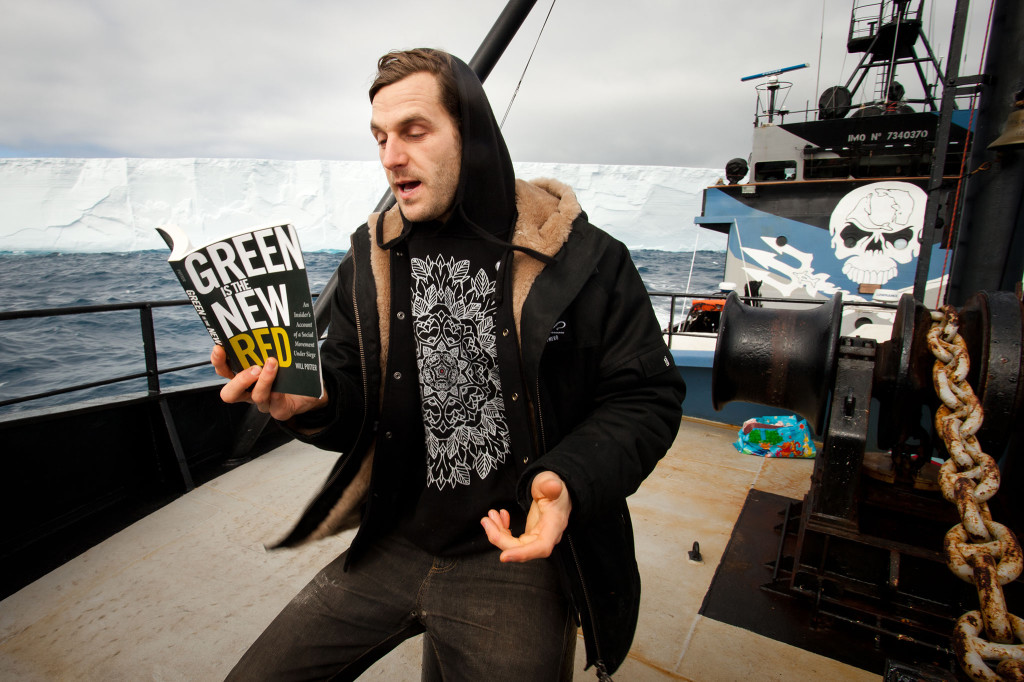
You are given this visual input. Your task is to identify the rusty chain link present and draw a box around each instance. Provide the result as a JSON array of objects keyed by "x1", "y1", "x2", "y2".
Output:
[{"x1": 929, "y1": 306, "x2": 1024, "y2": 681}]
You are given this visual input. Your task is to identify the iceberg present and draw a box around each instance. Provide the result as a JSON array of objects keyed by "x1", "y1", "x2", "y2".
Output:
[{"x1": 0, "y1": 158, "x2": 725, "y2": 253}]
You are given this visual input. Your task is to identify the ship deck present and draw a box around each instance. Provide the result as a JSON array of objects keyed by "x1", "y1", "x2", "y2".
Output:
[{"x1": 0, "y1": 417, "x2": 878, "y2": 681}]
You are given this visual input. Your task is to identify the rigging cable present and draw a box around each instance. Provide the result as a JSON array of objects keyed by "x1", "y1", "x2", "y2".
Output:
[
  {"x1": 934, "y1": 0, "x2": 996, "y2": 307},
  {"x1": 732, "y1": 218, "x2": 753, "y2": 297},
  {"x1": 884, "y1": 3, "x2": 903, "y2": 104},
  {"x1": 836, "y1": 19, "x2": 850, "y2": 100},
  {"x1": 499, "y1": 0, "x2": 558, "y2": 128},
  {"x1": 814, "y1": 0, "x2": 825, "y2": 112},
  {"x1": 685, "y1": 231, "x2": 699, "y2": 293}
]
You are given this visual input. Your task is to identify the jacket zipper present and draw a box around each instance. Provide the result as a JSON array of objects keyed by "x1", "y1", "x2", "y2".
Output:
[
  {"x1": 351, "y1": 256, "x2": 370, "y2": 436},
  {"x1": 537, "y1": 376, "x2": 612, "y2": 681},
  {"x1": 312, "y1": 256, "x2": 371, "y2": 498},
  {"x1": 534, "y1": 376, "x2": 548, "y2": 455},
  {"x1": 568, "y1": 533, "x2": 612, "y2": 681}
]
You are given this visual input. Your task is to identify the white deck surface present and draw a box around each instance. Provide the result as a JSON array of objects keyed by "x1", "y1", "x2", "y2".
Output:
[{"x1": 0, "y1": 418, "x2": 879, "y2": 681}]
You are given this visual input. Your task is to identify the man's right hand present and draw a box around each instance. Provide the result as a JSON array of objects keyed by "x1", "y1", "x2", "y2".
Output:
[{"x1": 211, "y1": 345, "x2": 328, "y2": 422}]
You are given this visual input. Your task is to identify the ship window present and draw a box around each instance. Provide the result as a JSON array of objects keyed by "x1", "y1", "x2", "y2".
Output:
[
  {"x1": 851, "y1": 154, "x2": 922, "y2": 178},
  {"x1": 754, "y1": 160, "x2": 797, "y2": 182},
  {"x1": 804, "y1": 157, "x2": 852, "y2": 179}
]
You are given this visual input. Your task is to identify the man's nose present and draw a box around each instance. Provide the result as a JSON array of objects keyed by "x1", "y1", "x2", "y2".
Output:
[{"x1": 381, "y1": 139, "x2": 407, "y2": 170}]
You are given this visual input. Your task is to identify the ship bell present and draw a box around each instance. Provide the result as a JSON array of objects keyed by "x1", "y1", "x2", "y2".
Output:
[{"x1": 988, "y1": 94, "x2": 1024, "y2": 150}]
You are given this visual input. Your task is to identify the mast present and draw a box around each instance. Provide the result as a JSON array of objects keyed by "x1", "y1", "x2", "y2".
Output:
[
  {"x1": 911, "y1": 0, "x2": 972, "y2": 302},
  {"x1": 946, "y1": 0, "x2": 1024, "y2": 304},
  {"x1": 844, "y1": 0, "x2": 942, "y2": 111}
]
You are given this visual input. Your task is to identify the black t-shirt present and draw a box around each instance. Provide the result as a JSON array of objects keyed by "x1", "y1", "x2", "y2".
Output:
[{"x1": 397, "y1": 223, "x2": 525, "y2": 555}]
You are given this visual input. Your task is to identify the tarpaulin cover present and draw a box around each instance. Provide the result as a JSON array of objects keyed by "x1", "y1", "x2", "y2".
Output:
[{"x1": 734, "y1": 416, "x2": 816, "y2": 458}]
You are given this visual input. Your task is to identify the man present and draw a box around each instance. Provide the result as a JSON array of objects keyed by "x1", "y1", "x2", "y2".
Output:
[{"x1": 214, "y1": 48, "x2": 684, "y2": 681}]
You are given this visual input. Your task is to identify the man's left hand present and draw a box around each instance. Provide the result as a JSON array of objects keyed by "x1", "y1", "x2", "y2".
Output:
[{"x1": 481, "y1": 471, "x2": 571, "y2": 562}]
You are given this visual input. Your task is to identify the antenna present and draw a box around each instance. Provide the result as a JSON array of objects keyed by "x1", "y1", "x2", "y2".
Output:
[
  {"x1": 742, "y1": 64, "x2": 809, "y2": 125},
  {"x1": 740, "y1": 63, "x2": 809, "y2": 82}
]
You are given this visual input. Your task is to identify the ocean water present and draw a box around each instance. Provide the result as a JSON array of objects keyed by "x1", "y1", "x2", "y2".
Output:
[{"x1": 0, "y1": 249, "x2": 723, "y2": 415}]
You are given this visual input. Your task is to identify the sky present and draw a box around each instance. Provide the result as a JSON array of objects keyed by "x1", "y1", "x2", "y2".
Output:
[{"x1": 0, "y1": 0, "x2": 997, "y2": 172}]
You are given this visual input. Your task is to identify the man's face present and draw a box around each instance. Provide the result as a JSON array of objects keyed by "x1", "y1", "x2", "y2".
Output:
[{"x1": 370, "y1": 72, "x2": 461, "y2": 223}]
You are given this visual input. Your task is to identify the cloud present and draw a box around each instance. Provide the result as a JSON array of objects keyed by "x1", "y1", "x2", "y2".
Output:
[{"x1": 0, "y1": 0, "x2": 995, "y2": 170}]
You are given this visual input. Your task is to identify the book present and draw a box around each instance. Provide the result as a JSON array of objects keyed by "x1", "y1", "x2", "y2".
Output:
[{"x1": 156, "y1": 223, "x2": 323, "y2": 398}]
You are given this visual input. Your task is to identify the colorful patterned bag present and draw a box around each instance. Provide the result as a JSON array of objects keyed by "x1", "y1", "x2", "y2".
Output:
[{"x1": 734, "y1": 415, "x2": 816, "y2": 458}]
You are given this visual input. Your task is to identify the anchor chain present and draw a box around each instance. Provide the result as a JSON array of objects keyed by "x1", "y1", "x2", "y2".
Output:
[{"x1": 928, "y1": 306, "x2": 1024, "y2": 681}]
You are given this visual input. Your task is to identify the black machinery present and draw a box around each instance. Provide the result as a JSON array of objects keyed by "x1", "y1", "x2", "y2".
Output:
[{"x1": 712, "y1": 290, "x2": 1024, "y2": 679}]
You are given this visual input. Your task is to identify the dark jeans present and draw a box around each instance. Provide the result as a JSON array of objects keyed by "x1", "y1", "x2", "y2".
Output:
[{"x1": 226, "y1": 532, "x2": 576, "y2": 681}]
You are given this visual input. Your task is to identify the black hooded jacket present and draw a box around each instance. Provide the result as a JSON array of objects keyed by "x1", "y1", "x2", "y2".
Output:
[{"x1": 277, "y1": 54, "x2": 686, "y2": 676}]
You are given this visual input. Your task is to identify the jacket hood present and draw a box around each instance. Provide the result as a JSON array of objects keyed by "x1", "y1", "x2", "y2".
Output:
[
  {"x1": 449, "y1": 54, "x2": 517, "y2": 240},
  {"x1": 374, "y1": 52, "x2": 556, "y2": 296},
  {"x1": 378, "y1": 53, "x2": 517, "y2": 249}
]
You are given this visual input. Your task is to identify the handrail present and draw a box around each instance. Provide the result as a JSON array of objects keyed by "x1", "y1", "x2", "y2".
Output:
[
  {"x1": 1, "y1": 291, "x2": 900, "y2": 411},
  {"x1": 0, "y1": 361, "x2": 210, "y2": 409},
  {"x1": 0, "y1": 299, "x2": 185, "y2": 320},
  {"x1": 0, "y1": 299, "x2": 207, "y2": 409},
  {"x1": 0, "y1": 293, "x2": 320, "y2": 410},
  {"x1": 650, "y1": 290, "x2": 899, "y2": 347},
  {"x1": 648, "y1": 290, "x2": 901, "y2": 307}
]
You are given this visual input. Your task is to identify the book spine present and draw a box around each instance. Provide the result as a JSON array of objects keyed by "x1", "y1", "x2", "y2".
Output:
[{"x1": 170, "y1": 261, "x2": 232, "y2": 361}]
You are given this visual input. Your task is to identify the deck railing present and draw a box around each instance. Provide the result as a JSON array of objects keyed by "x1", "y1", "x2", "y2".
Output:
[
  {"x1": 0, "y1": 300, "x2": 211, "y2": 409},
  {"x1": 652, "y1": 290, "x2": 900, "y2": 347},
  {"x1": 1, "y1": 292, "x2": 899, "y2": 411}
]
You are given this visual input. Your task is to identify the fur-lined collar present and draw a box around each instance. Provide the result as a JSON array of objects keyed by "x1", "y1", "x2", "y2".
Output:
[
  {"x1": 368, "y1": 178, "x2": 580, "y2": 369},
  {"x1": 370, "y1": 177, "x2": 578, "y2": 264}
]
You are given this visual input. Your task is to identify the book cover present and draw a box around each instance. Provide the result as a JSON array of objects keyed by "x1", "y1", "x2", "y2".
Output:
[{"x1": 156, "y1": 223, "x2": 322, "y2": 398}]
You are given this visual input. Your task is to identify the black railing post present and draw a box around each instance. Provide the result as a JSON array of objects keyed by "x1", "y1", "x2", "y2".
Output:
[
  {"x1": 139, "y1": 304, "x2": 195, "y2": 491},
  {"x1": 667, "y1": 294, "x2": 678, "y2": 343},
  {"x1": 139, "y1": 305, "x2": 160, "y2": 395},
  {"x1": 159, "y1": 399, "x2": 195, "y2": 492}
]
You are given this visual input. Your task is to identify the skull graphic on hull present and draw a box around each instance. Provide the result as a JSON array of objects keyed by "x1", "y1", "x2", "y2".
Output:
[{"x1": 829, "y1": 181, "x2": 926, "y2": 286}]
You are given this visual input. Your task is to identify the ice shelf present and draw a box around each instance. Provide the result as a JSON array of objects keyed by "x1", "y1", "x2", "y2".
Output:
[{"x1": 0, "y1": 158, "x2": 725, "y2": 253}]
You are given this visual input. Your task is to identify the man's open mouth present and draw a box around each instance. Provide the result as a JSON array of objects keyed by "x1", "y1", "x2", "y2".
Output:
[{"x1": 398, "y1": 181, "x2": 421, "y2": 194}]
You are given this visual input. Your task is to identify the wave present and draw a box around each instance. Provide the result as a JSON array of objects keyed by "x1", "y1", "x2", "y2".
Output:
[{"x1": 0, "y1": 250, "x2": 723, "y2": 414}]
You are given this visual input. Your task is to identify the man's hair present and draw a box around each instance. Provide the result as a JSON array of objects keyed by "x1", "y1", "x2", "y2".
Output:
[{"x1": 369, "y1": 49, "x2": 461, "y2": 130}]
